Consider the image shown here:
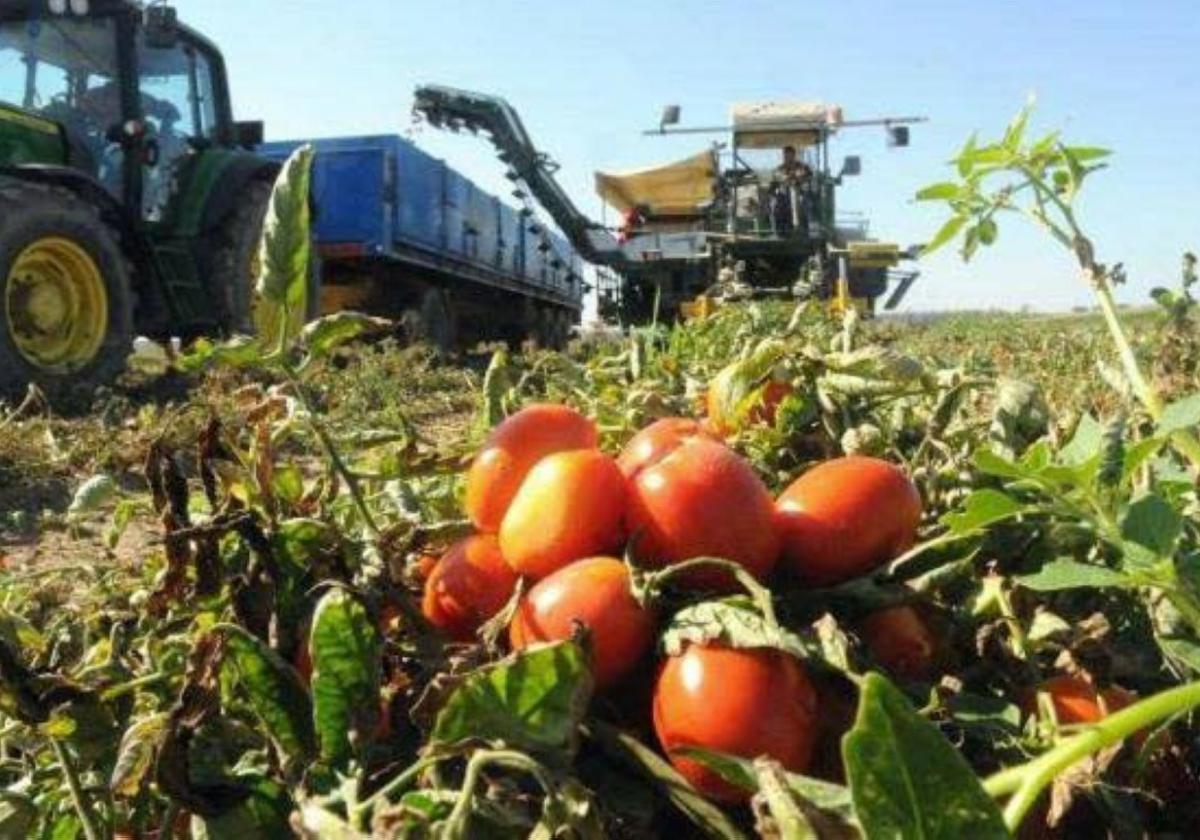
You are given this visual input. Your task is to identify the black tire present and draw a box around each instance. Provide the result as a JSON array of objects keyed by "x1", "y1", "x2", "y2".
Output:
[
  {"x1": 0, "y1": 178, "x2": 134, "y2": 406},
  {"x1": 209, "y1": 179, "x2": 271, "y2": 334},
  {"x1": 401, "y1": 288, "x2": 457, "y2": 355},
  {"x1": 207, "y1": 179, "x2": 321, "y2": 334}
]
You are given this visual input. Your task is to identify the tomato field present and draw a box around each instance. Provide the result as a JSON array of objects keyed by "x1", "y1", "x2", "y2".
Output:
[{"x1": 3, "y1": 114, "x2": 1200, "y2": 839}]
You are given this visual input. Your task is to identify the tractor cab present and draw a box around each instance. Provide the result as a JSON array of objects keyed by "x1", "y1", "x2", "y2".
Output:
[
  {"x1": 0, "y1": 0, "x2": 284, "y2": 403},
  {"x1": 0, "y1": 0, "x2": 248, "y2": 216}
]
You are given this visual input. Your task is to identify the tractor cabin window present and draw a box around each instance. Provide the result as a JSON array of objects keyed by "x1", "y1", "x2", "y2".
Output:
[{"x1": 0, "y1": 16, "x2": 123, "y2": 190}]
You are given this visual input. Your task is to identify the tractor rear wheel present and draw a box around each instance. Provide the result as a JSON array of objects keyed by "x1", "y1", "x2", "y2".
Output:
[
  {"x1": 0, "y1": 179, "x2": 134, "y2": 406},
  {"x1": 208, "y1": 179, "x2": 320, "y2": 335}
]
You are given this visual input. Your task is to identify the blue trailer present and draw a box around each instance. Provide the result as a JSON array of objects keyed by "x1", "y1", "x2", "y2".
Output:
[{"x1": 258, "y1": 134, "x2": 584, "y2": 349}]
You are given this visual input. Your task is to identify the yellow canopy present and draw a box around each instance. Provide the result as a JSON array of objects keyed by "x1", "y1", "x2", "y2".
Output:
[{"x1": 595, "y1": 149, "x2": 718, "y2": 217}]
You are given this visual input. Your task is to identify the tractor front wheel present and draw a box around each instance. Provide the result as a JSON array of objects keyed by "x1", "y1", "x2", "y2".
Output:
[{"x1": 0, "y1": 179, "x2": 134, "y2": 406}]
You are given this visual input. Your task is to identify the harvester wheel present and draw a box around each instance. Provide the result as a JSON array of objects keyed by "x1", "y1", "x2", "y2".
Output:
[
  {"x1": 208, "y1": 179, "x2": 320, "y2": 334},
  {"x1": 0, "y1": 179, "x2": 133, "y2": 406}
]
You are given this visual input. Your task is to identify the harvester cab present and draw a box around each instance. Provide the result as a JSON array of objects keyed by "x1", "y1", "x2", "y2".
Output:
[{"x1": 0, "y1": 0, "x2": 283, "y2": 403}]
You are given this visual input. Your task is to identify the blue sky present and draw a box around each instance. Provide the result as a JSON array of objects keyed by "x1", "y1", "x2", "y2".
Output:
[{"x1": 181, "y1": 0, "x2": 1200, "y2": 312}]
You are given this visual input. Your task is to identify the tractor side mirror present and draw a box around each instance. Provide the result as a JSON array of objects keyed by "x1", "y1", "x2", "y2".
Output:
[
  {"x1": 840, "y1": 155, "x2": 862, "y2": 177},
  {"x1": 144, "y1": 5, "x2": 180, "y2": 49},
  {"x1": 234, "y1": 120, "x2": 264, "y2": 149},
  {"x1": 887, "y1": 125, "x2": 910, "y2": 148},
  {"x1": 660, "y1": 104, "x2": 681, "y2": 131}
]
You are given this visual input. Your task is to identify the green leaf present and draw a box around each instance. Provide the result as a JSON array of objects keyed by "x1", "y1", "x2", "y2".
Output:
[
  {"x1": 1017, "y1": 558, "x2": 1133, "y2": 592},
  {"x1": 662, "y1": 598, "x2": 810, "y2": 661},
  {"x1": 432, "y1": 640, "x2": 593, "y2": 763},
  {"x1": 110, "y1": 713, "x2": 169, "y2": 797},
  {"x1": 941, "y1": 489, "x2": 1023, "y2": 534},
  {"x1": 219, "y1": 624, "x2": 316, "y2": 767},
  {"x1": 300, "y1": 311, "x2": 392, "y2": 359},
  {"x1": 1058, "y1": 412, "x2": 1104, "y2": 467},
  {"x1": 921, "y1": 214, "x2": 967, "y2": 258},
  {"x1": 310, "y1": 588, "x2": 381, "y2": 769},
  {"x1": 757, "y1": 760, "x2": 820, "y2": 840},
  {"x1": 679, "y1": 748, "x2": 854, "y2": 818},
  {"x1": 1062, "y1": 145, "x2": 1110, "y2": 162},
  {"x1": 1003, "y1": 102, "x2": 1032, "y2": 151},
  {"x1": 843, "y1": 673, "x2": 1008, "y2": 840},
  {"x1": 177, "y1": 335, "x2": 268, "y2": 372},
  {"x1": 255, "y1": 144, "x2": 315, "y2": 355},
  {"x1": 914, "y1": 182, "x2": 960, "y2": 202},
  {"x1": 1121, "y1": 493, "x2": 1182, "y2": 559},
  {"x1": 971, "y1": 448, "x2": 1024, "y2": 479},
  {"x1": 955, "y1": 134, "x2": 977, "y2": 177},
  {"x1": 1157, "y1": 394, "x2": 1200, "y2": 436},
  {"x1": 707, "y1": 339, "x2": 788, "y2": 433},
  {"x1": 589, "y1": 723, "x2": 748, "y2": 840}
]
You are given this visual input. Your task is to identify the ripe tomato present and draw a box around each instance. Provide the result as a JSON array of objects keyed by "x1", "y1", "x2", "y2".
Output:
[
  {"x1": 500, "y1": 450, "x2": 627, "y2": 579},
  {"x1": 653, "y1": 644, "x2": 818, "y2": 803},
  {"x1": 617, "y1": 417, "x2": 721, "y2": 479},
  {"x1": 859, "y1": 604, "x2": 939, "y2": 682},
  {"x1": 510, "y1": 557, "x2": 656, "y2": 689},
  {"x1": 422, "y1": 535, "x2": 518, "y2": 641},
  {"x1": 1032, "y1": 675, "x2": 1136, "y2": 725},
  {"x1": 465, "y1": 404, "x2": 598, "y2": 533},
  {"x1": 776, "y1": 456, "x2": 921, "y2": 586},
  {"x1": 626, "y1": 437, "x2": 779, "y2": 589}
]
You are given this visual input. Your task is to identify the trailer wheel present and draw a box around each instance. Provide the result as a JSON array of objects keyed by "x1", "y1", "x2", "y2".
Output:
[
  {"x1": 0, "y1": 179, "x2": 134, "y2": 407},
  {"x1": 402, "y1": 289, "x2": 457, "y2": 355}
]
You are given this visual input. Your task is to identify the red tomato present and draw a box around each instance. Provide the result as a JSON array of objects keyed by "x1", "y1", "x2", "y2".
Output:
[
  {"x1": 617, "y1": 417, "x2": 721, "y2": 479},
  {"x1": 422, "y1": 535, "x2": 519, "y2": 641},
  {"x1": 776, "y1": 456, "x2": 921, "y2": 586},
  {"x1": 859, "y1": 604, "x2": 940, "y2": 682},
  {"x1": 510, "y1": 557, "x2": 656, "y2": 689},
  {"x1": 627, "y1": 438, "x2": 779, "y2": 589},
  {"x1": 499, "y1": 450, "x2": 627, "y2": 579},
  {"x1": 465, "y1": 404, "x2": 598, "y2": 533},
  {"x1": 653, "y1": 644, "x2": 818, "y2": 803}
]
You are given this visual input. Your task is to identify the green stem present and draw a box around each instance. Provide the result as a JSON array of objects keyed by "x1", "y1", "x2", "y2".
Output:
[
  {"x1": 984, "y1": 680, "x2": 1200, "y2": 832},
  {"x1": 282, "y1": 366, "x2": 380, "y2": 536},
  {"x1": 159, "y1": 801, "x2": 179, "y2": 840},
  {"x1": 352, "y1": 754, "x2": 440, "y2": 822},
  {"x1": 51, "y1": 738, "x2": 104, "y2": 840},
  {"x1": 643, "y1": 556, "x2": 780, "y2": 628},
  {"x1": 442, "y1": 750, "x2": 554, "y2": 840},
  {"x1": 99, "y1": 672, "x2": 168, "y2": 702}
]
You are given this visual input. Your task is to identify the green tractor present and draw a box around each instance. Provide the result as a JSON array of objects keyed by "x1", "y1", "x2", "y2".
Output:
[{"x1": 0, "y1": 0, "x2": 284, "y2": 403}]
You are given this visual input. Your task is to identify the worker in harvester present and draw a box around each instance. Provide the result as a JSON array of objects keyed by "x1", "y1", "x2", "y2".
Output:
[
  {"x1": 772, "y1": 146, "x2": 813, "y2": 235},
  {"x1": 619, "y1": 204, "x2": 648, "y2": 245}
]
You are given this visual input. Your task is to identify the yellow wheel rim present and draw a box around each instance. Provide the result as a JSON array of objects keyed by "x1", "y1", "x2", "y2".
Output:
[{"x1": 4, "y1": 237, "x2": 108, "y2": 372}]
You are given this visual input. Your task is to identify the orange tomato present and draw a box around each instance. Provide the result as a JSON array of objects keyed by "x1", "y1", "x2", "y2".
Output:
[
  {"x1": 776, "y1": 456, "x2": 921, "y2": 586},
  {"x1": 499, "y1": 450, "x2": 627, "y2": 579},
  {"x1": 465, "y1": 404, "x2": 598, "y2": 532},
  {"x1": 626, "y1": 438, "x2": 779, "y2": 589},
  {"x1": 422, "y1": 535, "x2": 519, "y2": 641},
  {"x1": 510, "y1": 557, "x2": 656, "y2": 689}
]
